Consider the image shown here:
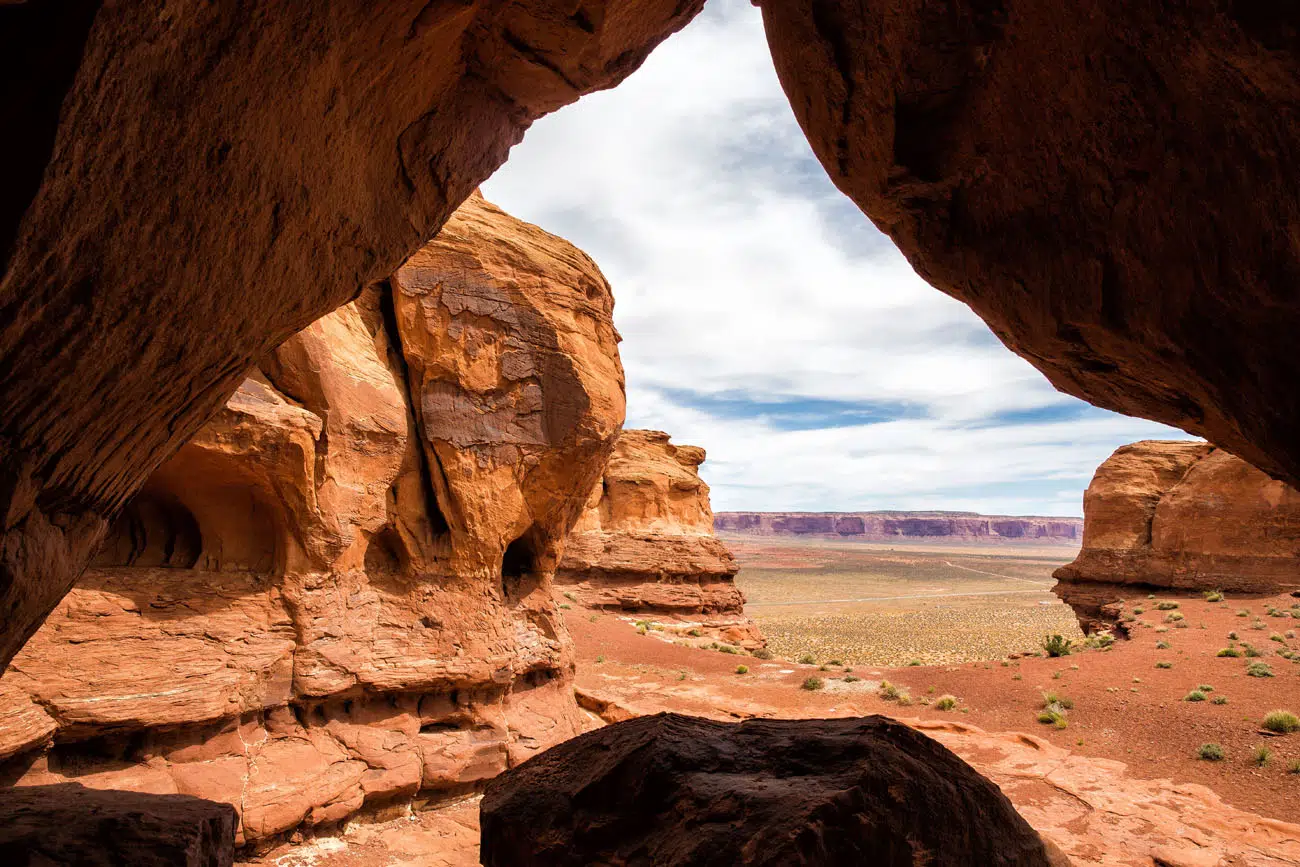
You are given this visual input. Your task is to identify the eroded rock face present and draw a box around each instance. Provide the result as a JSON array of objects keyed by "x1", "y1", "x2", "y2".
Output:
[
  {"x1": 761, "y1": 0, "x2": 1300, "y2": 492},
  {"x1": 715, "y1": 511, "x2": 1081, "y2": 543},
  {"x1": 480, "y1": 712, "x2": 1059, "y2": 867},
  {"x1": 1054, "y1": 440, "x2": 1300, "y2": 629},
  {"x1": 0, "y1": 0, "x2": 702, "y2": 671},
  {"x1": 0, "y1": 196, "x2": 624, "y2": 846},
  {"x1": 0, "y1": 783, "x2": 237, "y2": 867},
  {"x1": 557, "y1": 431, "x2": 761, "y2": 648}
]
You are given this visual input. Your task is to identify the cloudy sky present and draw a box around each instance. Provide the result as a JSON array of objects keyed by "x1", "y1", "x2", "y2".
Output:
[{"x1": 483, "y1": 0, "x2": 1192, "y2": 518}]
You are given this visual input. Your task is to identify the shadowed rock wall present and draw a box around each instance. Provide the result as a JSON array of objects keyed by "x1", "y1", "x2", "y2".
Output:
[
  {"x1": 1054, "y1": 440, "x2": 1300, "y2": 630},
  {"x1": 0, "y1": 195, "x2": 625, "y2": 846}
]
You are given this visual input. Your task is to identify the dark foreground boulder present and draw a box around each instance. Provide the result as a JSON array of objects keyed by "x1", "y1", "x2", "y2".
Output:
[
  {"x1": 480, "y1": 713, "x2": 1059, "y2": 867},
  {"x1": 0, "y1": 783, "x2": 236, "y2": 866}
]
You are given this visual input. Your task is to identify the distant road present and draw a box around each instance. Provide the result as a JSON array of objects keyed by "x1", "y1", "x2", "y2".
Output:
[{"x1": 942, "y1": 560, "x2": 1054, "y2": 587}]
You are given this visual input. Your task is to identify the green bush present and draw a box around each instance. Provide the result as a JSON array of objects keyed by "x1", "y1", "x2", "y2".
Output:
[
  {"x1": 1042, "y1": 634, "x2": 1073, "y2": 657},
  {"x1": 798, "y1": 653, "x2": 817, "y2": 665},
  {"x1": 1216, "y1": 646, "x2": 1241, "y2": 658},
  {"x1": 1262, "y1": 710, "x2": 1300, "y2": 733},
  {"x1": 1254, "y1": 745, "x2": 1272, "y2": 767},
  {"x1": 1041, "y1": 691, "x2": 1074, "y2": 710},
  {"x1": 934, "y1": 695, "x2": 958, "y2": 711},
  {"x1": 688, "y1": 628, "x2": 703, "y2": 637},
  {"x1": 1156, "y1": 640, "x2": 1171, "y2": 649},
  {"x1": 878, "y1": 680, "x2": 902, "y2": 701},
  {"x1": 1155, "y1": 601, "x2": 1180, "y2": 611},
  {"x1": 1184, "y1": 689, "x2": 1207, "y2": 702},
  {"x1": 1204, "y1": 590, "x2": 1224, "y2": 602},
  {"x1": 1197, "y1": 683, "x2": 1214, "y2": 692},
  {"x1": 717, "y1": 644, "x2": 739, "y2": 655},
  {"x1": 1247, "y1": 661, "x2": 1275, "y2": 678},
  {"x1": 1164, "y1": 611, "x2": 1185, "y2": 623},
  {"x1": 751, "y1": 648, "x2": 774, "y2": 660},
  {"x1": 1211, "y1": 696, "x2": 1229, "y2": 705},
  {"x1": 735, "y1": 665, "x2": 749, "y2": 675},
  {"x1": 1243, "y1": 643, "x2": 1264, "y2": 657},
  {"x1": 801, "y1": 677, "x2": 824, "y2": 691},
  {"x1": 827, "y1": 659, "x2": 843, "y2": 666},
  {"x1": 1197, "y1": 743, "x2": 1225, "y2": 761},
  {"x1": 842, "y1": 674, "x2": 860, "y2": 683}
]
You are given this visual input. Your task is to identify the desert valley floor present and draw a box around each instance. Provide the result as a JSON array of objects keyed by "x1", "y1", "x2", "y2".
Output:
[{"x1": 247, "y1": 538, "x2": 1300, "y2": 867}]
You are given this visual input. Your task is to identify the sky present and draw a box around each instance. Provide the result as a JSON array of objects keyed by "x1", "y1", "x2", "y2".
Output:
[{"x1": 482, "y1": 0, "x2": 1194, "y2": 518}]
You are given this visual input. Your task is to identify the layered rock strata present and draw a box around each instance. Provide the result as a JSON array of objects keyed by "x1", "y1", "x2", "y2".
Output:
[
  {"x1": 480, "y1": 713, "x2": 1060, "y2": 867},
  {"x1": 557, "y1": 431, "x2": 761, "y2": 648},
  {"x1": 0, "y1": 194, "x2": 625, "y2": 847},
  {"x1": 715, "y1": 511, "x2": 1081, "y2": 543},
  {"x1": 0, "y1": 0, "x2": 703, "y2": 672},
  {"x1": 1054, "y1": 440, "x2": 1300, "y2": 629}
]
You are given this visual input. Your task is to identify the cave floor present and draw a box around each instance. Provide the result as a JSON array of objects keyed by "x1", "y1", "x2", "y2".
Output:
[{"x1": 245, "y1": 589, "x2": 1300, "y2": 866}]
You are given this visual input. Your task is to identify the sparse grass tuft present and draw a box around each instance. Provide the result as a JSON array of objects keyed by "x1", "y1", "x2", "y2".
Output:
[
  {"x1": 1262, "y1": 710, "x2": 1300, "y2": 734},
  {"x1": 1156, "y1": 601, "x2": 1180, "y2": 611},
  {"x1": 1156, "y1": 661, "x2": 1173, "y2": 669},
  {"x1": 595, "y1": 655, "x2": 605, "y2": 664},
  {"x1": 688, "y1": 628, "x2": 703, "y2": 637},
  {"x1": 1165, "y1": 612, "x2": 1185, "y2": 623},
  {"x1": 878, "y1": 680, "x2": 902, "y2": 701},
  {"x1": 1184, "y1": 689, "x2": 1208, "y2": 702},
  {"x1": 752, "y1": 648, "x2": 774, "y2": 660},
  {"x1": 717, "y1": 644, "x2": 740, "y2": 655},
  {"x1": 798, "y1": 653, "x2": 817, "y2": 665},
  {"x1": 1156, "y1": 640, "x2": 1171, "y2": 649},
  {"x1": 1204, "y1": 590, "x2": 1224, "y2": 602},
  {"x1": 1247, "y1": 661, "x2": 1275, "y2": 678},
  {"x1": 1254, "y1": 745, "x2": 1272, "y2": 767},
  {"x1": 1212, "y1": 696, "x2": 1229, "y2": 705},
  {"x1": 735, "y1": 665, "x2": 749, "y2": 675},
  {"x1": 1236, "y1": 609, "x2": 1250, "y2": 618},
  {"x1": 801, "y1": 677, "x2": 824, "y2": 691},
  {"x1": 1198, "y1": 743, "x2": 1225, "y2": 761},
  {"x1": 1041, "y1": 691, "x2": 1074, "y2": 710},
  {"x1": 934, "y1": 695, "x2": 958, "y2": 711},
  {"x1": 827, "y1": 659, "x2": 843, "y2": 666},
  {"x1": 1217, "y1": 646, "x2": 1242, "y2": 658},
  {"x1": 842, "y1": 674, "x2": 860, "y2": 683},
  {"x1": 1197, "y1": 683, "x2": 1214, "y2": 692}
]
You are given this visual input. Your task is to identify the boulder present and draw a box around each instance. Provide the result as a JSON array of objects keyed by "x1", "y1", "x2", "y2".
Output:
[
  {"x1": 480, "y1": 712, "x2": 1060, "y2": 867},
  {"x1": 557, "y1": 431, "x2": 761, "y2": 647},
  {"x1": 0, "y1": 783, "x2": 236, "y2": 867},
  {"x1": 1054, "y1": 440, "x2": 1300, "y2": 629},
  {"x1": 0, "y1": 194, "x2": 624, "y2": 845}
]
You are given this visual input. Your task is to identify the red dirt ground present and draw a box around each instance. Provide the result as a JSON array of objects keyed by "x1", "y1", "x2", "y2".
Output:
[{"x1": 565, "y1": 589, "x2": 1300, "y2": 825}]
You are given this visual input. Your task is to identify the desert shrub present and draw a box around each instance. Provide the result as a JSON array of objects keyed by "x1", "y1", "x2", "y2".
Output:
[
  {"x1": 559, "y1": 604, "x2": 571, "y2": 610},
  {"x1": 735, "y1": 665, "x2": 749, "y2": 675},
  {"x1": 1289, "y1": 760, "x2": 1300, "y2": 775},
  {"x1": 1086, "y1": 632, "x2": 1116, "y2": 650},
  {"x1": 1228, "y1": 631, "x2": 1239, "y2": 640},
  {"x1": 1132, "y1": 607, "x2": 1145, "y2": 615},
  {"x1": 1156, "y1": 640, "x2": 1171, "y2": 649},
  {"x1": 688, "y1": 628, "x2": 703, "y2": 637},
  {"x1": 801, "y1": 677, "x2": 824, "y2": 691},
  {"x1": 1216, "y1": 646, "x2": 1241, "y2": 657},
  {"x1": 1252, "y1": 619, "x2": 1267, "y2": 630},
  {"x1": 827, "y1": 659, "x2": 843, "y2": 666},
  {"x1": 1197, "y1": 683, "x2": 1214, "y2": 691},
  {"x1": 819, "y1": 664, "x2": 830, "y2": 671},
  {"x1": 1197, "y1": 743, "x2": 1225, "y2": 761},
  {"x1": 594, "y1": 655, "x2": 605, "y2": 663},
  {"x1": 1036, "y1": 709, "x2": 1068, "y2": 729},
  {"x1": 896, "y1": 692, "x2": 913, "y2": 706},
  {"x1": 1164, "y1": 611, "x2": 1185, "y2": 623},
  {"x1": 1262, "y1": 710, "x2": 1300, "y2": 733},
  {"x1": 636, "y1": 624, "x2": 647, "y2": 635},
  {"x1": 1042, "y1": 634, "x2": 1073, "y2": 657},
  {"x1": 1041, "y1": 691, "x2": 1074, "y2": 710},
  {"x1": 751, "y1": 648, "x2": 774, "y2": 660},
  {"x1": 1156, "y1": 601, "x2": 1180, "y2": 611},
  {"x1": 1204, "y1": 590, "x2": 1225, "y2": 602},
  {"x1": 842, "y1": 674, "x2": 860, "y2": 683},
  {"x1": 563, "y1": 591, "x2": 577, "y2": 602},
  {"x1": 1247, "y1": 661, "x2": 1275, "y2": 677},
  {"x1": 1155, "y1": 661, "x2": 1173, "y2": 669},
  {"x1": 717, "y1": 644, "x2": 739, "y2": 655},
  {"x1": 934, "y1": 695, "x2": 958, "y2": 711},
  {"x1": 1254, "y1": 746, "x2": 1272, "y2": 767},
  {"x1": 1211, "y1": 696, "x2": 1229, "y2": 705},
  {"x1": 1243, "y1": 643, "x2": 1264, "y2": 657},
  {"x1": 1271, "y1": 633, "x2": 1287, "y2": 643},
  {"x1": 798, "y1": 653, "x2": 817, "y2": 665},
  {"x1": 1184, "y1": 689, "x2": 1207, "y2": 702},
  {"x1": 1236, "y1": 609, "x2": 1250, "y2": 617},
  {"x1": 907, "y1": 659, "x2": 922, "y2": 667},
  {"x1": 878, "y1": 680, "x2": 902, "y2": 701}
]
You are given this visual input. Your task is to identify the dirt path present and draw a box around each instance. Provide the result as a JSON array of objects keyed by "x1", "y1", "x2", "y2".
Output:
[{"x1": 942, "y1": 559, "x2": 1054, "y2": 587}]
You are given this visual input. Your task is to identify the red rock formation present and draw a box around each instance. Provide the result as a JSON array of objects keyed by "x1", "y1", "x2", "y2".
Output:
[
  {"x1": 1054, "y1": 440, "x2": 1300, "y2": 629},
  {"x1": 480, "y1": 713, "x2": 1061, "y2": 867},
  {"x1": 0, "y1": 195, "x2": 624, "y2": 846},
  {"x1": 761, "y1": 0, "x2": 1300, "y2": 493},
  {"x1": 715, "y1": 511, "x2": 1081, "y2": 543},
  {"x1": 0, "y1": 784, "x2": 237, "y2": 867},
  {"x1": 557, "y1": 431, "x2": 761, "y2": 648},
  {"x1": 0, "y1": 0, "x2": 702, "y2": 671}
]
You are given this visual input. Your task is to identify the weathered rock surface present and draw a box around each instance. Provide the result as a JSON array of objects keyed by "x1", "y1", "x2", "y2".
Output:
[
  {"x1": 761, "y1": 0, "x2": 1300, "y2": 494},
  {"x1": 1055, "y1": 440, "x2": 1300, "y2": 628},
  {"x1": 0, "y1": 0, "x2": 702, "y2": 671},
  {"x1": 480, "y1": 712, "x2": 1059, "y2": 867},
  {"x1": 715, "y1": 511, "x2": 1081, "y2": 543},
  {"x1": 557, "y1": 431, "x2": 761, "y2": 647},
  {"x1": 0, "y1": 195, "x2": 624, "y2": 846},
  {"x1": 0, "y1": 783, "x2": 237, "y2": 867}
]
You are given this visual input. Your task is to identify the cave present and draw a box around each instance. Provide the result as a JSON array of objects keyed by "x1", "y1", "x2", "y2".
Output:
[{"x1": 2, "y1": 0, "x2": 1300, "y2": 863}]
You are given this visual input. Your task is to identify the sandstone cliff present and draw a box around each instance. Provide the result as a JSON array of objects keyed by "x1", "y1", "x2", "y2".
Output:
[
  {"x1": 557, "y1": 431, "x2": 761, "y2": 648},
  {"x1": 1054, "y1": 440, "x2": 1300, "y2": 629},
  {"x1": 0, "y1": 194, "x2": 625, "y2": 847},
  {"x1": 715, "y1": 512, "x2": 1081, "y2": 543}
]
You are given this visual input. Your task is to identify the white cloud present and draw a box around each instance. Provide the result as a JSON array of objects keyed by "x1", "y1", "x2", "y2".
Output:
[{"x1": 483, "y1": 0, "x2": 1194, "y2": 517}]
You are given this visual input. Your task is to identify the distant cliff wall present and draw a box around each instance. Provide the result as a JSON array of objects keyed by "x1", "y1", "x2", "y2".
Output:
[{"x1": 714, "y1": 512, "x2": 1082, "y2": 543}]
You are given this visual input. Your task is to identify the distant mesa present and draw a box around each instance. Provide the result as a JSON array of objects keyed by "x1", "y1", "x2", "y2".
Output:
[{"x1": 714, "y1": 511, "x2": 1082, "y2": 543}]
